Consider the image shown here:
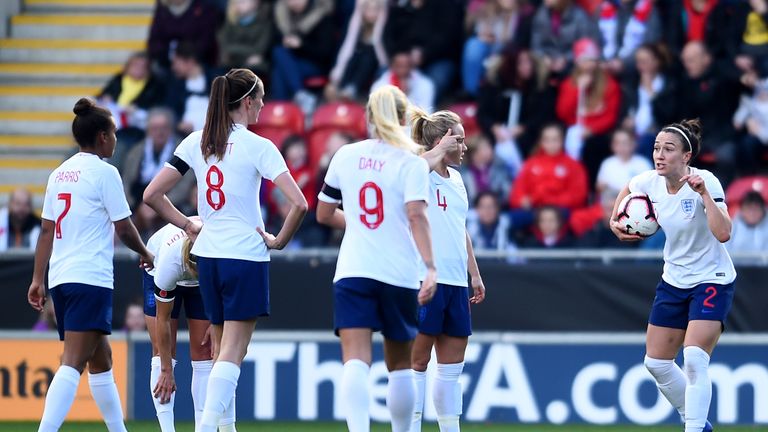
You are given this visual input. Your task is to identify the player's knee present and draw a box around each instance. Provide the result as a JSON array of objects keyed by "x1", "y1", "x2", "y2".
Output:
[
  {"x1": 644, "y1": 355, "x2": 673, "y2": 377},
  {"x1": 683, "y1": 346, "x2": 710, "y2": 382},
  {"x1": 189, "y1": 343, "x2": 212, "y2": 361},
  {"x1": 411, "y1": 355, "x2": 430, "y2": 372}
]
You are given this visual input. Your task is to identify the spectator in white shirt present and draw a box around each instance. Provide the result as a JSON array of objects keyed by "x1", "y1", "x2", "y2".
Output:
[
  {"x1": 596, "y1": 128, "x2": 652, "y2": 193},
  {"x1": 372, "y1": 50, "x2": 436, "y2": 112}
]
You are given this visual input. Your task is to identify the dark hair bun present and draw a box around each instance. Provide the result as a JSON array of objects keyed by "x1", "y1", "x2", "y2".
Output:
[
  {"x1": 679, "y1": 118, "x2": 702, "y2": 142},
  {"x1": 73, "y1": 97, "x2": 96, "y2": 116}
]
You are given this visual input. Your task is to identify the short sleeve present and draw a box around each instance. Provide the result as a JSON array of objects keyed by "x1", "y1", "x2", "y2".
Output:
[
  {"x1": 254, "y1": 138, "x2": 289, "y2": 181},
  {"x1": 41, "y1": 178, "x2": 55, "y2": 222},
  {"x1": 402, "y1": 157, "x2": 430, "y2": 204},
  {"x1": 628, "y1": 170, "x2": 653, "y2": 195},
  {"x1": 703, "y1": 171, "x2": 728, "y2": 211},
  {"x1": 101, "y1": 166, "x2": 132, "y2": 221},
  {"x1": 154, "y1": 242, "x2": 185, "y2": 292},
  {"x1": 318, "y1": 148, "x2": 343, "y2": 204},
  {"x1": 173, "y1": 132, "x2": 197, "y2": 167}
]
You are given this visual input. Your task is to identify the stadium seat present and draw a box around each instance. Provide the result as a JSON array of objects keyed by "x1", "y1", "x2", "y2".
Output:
[
  {"x1": 248, "y1": 101, "x2": 304, "y2": 147},
  {"x1": 305, "y1": 102, "x2": 368, "y2": 170},
  {"x1": 446, "y1": 102, "x2": 479, "y2": 138},
  {"x1": 725, "y1": 175, "x2": 768, "y2": 216}
]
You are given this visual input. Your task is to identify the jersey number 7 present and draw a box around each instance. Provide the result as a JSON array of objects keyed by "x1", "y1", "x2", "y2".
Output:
[
  {"x1": 359, "y1": 182, "x2": 384, "y2": 229},
  {"x1": 55, "y1": 193, "x2": 71, "y2": 239}
]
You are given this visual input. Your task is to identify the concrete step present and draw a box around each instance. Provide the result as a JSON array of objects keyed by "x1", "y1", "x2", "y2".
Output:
[
  {"x1": 11, "y1": 14, "x2": 150, "y2": 40},
  {"x1": 0, "y1": 135, "x2": 75, "y2": 155},
  {"x1": 25, "y1": 0, "x2": 154, "y2": 13},
  {"x1": 0, "y1": 63, "x2": 119, "y2": 85},
  {"x1": 0, "y1": 111, "x2": 72, "y2": 135},
  {"x1": 0, "y1": 85, "x2": 101, "y2": 112},
  {"x1": 0, "y1": 159, "x2": 62, "y2": 185},
  {"x1": 0, "y1": 39, "x2": 144, "y2": 63}
]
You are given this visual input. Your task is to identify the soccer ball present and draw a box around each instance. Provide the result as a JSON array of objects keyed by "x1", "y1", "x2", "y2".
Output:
[{"x1": 616, "y1": 193, "x2": 660, "y2": 237}]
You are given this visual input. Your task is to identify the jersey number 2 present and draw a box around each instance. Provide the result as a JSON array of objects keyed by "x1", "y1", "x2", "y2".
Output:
[
  {"x1": 206, "y1": 165, "x2": 226, "y2": 210},
  {"x1": 359, "y1": 182, "x2": 384, "y2": 229},
  {"x1": 55, "y1": 193, "x2": 71, "y2": 239}
]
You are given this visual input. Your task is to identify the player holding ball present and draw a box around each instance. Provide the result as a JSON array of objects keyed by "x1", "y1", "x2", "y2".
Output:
[{"x1": 610, "y1": 119, "x2": 734, "y2": 432}]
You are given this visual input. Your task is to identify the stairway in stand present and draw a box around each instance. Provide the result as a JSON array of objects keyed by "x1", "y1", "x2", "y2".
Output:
[{"x1": 0, "y1": 0, "x2": 153, "y2": 208}]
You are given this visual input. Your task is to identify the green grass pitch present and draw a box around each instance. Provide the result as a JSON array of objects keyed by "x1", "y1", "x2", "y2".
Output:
[{"x1": 0, "y1": 423, "x2": 764, "y2": 431}]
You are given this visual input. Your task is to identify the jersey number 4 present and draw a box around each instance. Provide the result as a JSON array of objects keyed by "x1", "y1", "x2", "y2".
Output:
[
  {"x1": 359, "y1": 182, "x2": 384, "y2": 229},
  {"x1": 55, "y1": 193, "x2": 71, "y2": 239},
  {"x1": 206, "y1": 165, "x2": 226, "y2": 210}
]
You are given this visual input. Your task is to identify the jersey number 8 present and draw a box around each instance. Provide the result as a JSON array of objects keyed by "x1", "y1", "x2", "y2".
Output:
[
  {"x1": 206, "y1": 165, "x2": 226, "y2": 210},
  {"x1": 359, "y1": 182, "x2": 383, "y2": 229}
]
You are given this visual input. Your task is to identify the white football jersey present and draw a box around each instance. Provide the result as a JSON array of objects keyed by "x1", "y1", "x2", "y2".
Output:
[
  {"x1": 172, "y1": 124, "x2": 288, "y2": 262},
  {"x1": 629, "y1": 167, "x2": 736, "y2": 288},
  {"x1": 146, "y1": 223, "x2": 198, "y2": 291},
  {"x1": 318, "y1": 139, "x2": 430, "y2": 289},
  {"x1": 41, "y1": 153, "x2": 132, "y2": 289},
  {"x1": 420, "y1": 167, "x2": 469, "y2": 287}
]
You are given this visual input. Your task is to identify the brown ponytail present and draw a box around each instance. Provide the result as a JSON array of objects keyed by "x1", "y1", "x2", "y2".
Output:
[
  {"x1": 410, "y1": 107, "x2": 461, "y2": 150},
  {"x1": 200, "y1": 68, "x2": 261, "y2": 162}
]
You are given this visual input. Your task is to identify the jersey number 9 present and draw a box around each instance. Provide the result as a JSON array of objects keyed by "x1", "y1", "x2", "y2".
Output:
[
  {"x1": 359, "y1": 182, "x2": 384, "y2": 229},
  {"x1": 206, "y1": 165, "x2": 226, "y2": 210}
]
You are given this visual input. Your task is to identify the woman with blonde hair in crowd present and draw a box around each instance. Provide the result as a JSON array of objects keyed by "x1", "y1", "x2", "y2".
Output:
[{"x1": 316, "y1": 85, "x2": 439, "y2": 432}]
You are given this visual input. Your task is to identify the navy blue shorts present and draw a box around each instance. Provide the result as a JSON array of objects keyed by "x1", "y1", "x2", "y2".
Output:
[
  {"x1": 418, "y1": 283, "x2": 472, "y2": 337},
  {"x1": 334, "y1": 277, "x2": 418, "y2": 342},
  {"x1": 142, "y1": 271, "x2": 207, "y2": 320},
  {"x1": 197, "y1": 257, "x2": 270, "y2": 325},
  {"x1": 649, "y1": 280, "x2": 736, "y2": 329},
  {"x1": 49, "y1": 283, "x2": 112, "y2": 341}
]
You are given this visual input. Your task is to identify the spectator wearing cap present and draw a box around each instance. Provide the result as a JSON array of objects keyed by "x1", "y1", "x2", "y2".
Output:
[
  {"x1": 726, "y1": 191, "x2": 768, "y2": 264},
  {"x1": 0, "y1": 188, "x2": 40, "y2": 252},
  {"x1": 556, "y1": 37, "x2": 621, "y2": 185}
]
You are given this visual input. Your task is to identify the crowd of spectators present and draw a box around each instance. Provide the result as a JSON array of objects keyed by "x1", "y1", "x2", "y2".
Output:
[{"x1": 8, "y1": 0, "x2": 768, "y2": 257}]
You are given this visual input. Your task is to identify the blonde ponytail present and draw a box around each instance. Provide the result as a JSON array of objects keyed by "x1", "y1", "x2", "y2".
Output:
[
  {"x1": 410, "y1": 107, "x2": 461, "y2": 150},
  {"x1": 367, "y1": 85, "x2": 422, "y2": 154},
  {"x1": 181, "y1": 237, "x2": 198, "y2": 280}
]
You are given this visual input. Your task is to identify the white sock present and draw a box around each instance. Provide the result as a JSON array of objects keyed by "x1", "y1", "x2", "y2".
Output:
[
  {"x1": 411, "y1": 370, "x2": 427, "y2": 432},
  {"x1": 341, "y1": 359, "x2": 370, "y2": 432},
  {"x1": 218, "y1": 394, "x2": 236, "y2": 430},
  {"x1": 644, "y1": 355, "x2": 687, "y2": 420},
  {"x1": 192, "y1": 360, "x2": 213, "y2": 429},
  {"x1": 38, "y1": 365, "x2": 81, "y2": 432},
  {"x1": 434, "y1": 363, "x2": 463, "y2": 432},
  {"x1": 684, "y1": 346, "x2": 711, "y2": 432},
  {"x1": 150, "y1": 356, "x2": 177, "y2": 432},
  {"x1": 387, "y1": 369, "x2": 415, "y2": 432},
  {"x1": 200, "y1": 361, "x2": 240, "y2": 432},
  {"x1": 88, "y1": 369, "x2": 128, "y2": 432}
]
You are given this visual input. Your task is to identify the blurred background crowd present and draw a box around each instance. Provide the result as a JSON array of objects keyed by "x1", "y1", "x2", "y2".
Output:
[{"x1": 4, "y1": 0, "x2": 768, "y2": 261}]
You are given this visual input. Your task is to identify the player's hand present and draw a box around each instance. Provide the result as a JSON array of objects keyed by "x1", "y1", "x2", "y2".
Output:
[
  {"x1": 256, "y1": 227, "x2": 284, "y2": 250},
  {"x1": 680, "y1": 173, "x2": 707, "y2": 195},
  {"x1": 184, "y1": 219, "x2": 203, "y2": 243},
  {"x1": 469, "y1": 275, "x2": 486, "y2": 304},
  {"x1": 153, "y1": 370, "x2": 176, "y2": 404},
  {"x1": 139, "y1": 252, "x2": 154, "y2": 271},
  {"x1": 435, "y1": 128, "x2": 462, "y2": 155},
  {"x1": 201, "y1": 325, "x2": 214, "y2": 359},
  {"x1": 418, "y1": 267, "x2": 437, "y2": 305},
  {"x1": 27, "y1": 281, "x2": 46, "y2": 312},
  {"x1": 610, "y1": 219, "x2": 643, "y2": 241}
]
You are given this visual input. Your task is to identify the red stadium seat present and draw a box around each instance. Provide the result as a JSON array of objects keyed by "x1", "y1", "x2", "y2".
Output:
[
  {"x1": 248, "y1": 102, "x2": 304, "y2": 146},
  {"x1": 446, "y1": 102, "x2": 480, "y2": 138},
  {"x1": 306, "y1": 102, "x2": 368, "y2": 170},
  {"x1": 725, "y1": 175, "x2": 768, "y2": 216}
]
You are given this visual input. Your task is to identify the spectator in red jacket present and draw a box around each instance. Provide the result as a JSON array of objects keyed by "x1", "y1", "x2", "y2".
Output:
[
  {"x1": 509, "y1": 123, "x2": 588, "y2": 212},
  {"x1": 556, "y1": 37, "x2": 621, "y2": 185}
]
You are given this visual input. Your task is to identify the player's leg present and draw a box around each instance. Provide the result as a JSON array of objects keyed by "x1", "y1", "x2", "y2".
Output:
[
  {"x1": 87, "y1": 335, "x2": 127, "y2": 432},
  {"x1": 200, "y1": 319, "x2": 256, "y2": 432},
  {"x1": 433, "y1": 336, "x2": 468, "y2": 432},
  {"x1": 410, "y1": 333, "x2": 436, "y2": 432},
  {"x1": 683, "y1": 282, "x2": 734, "y2": 432},
  {"x1": 381, "y1": 283, "x2": 420, "y2": 432},
  {"x1": 38, "y1": 330, "x2": 101, "y2": 432},
  {"x1": 645, "y1": 280, "x2": 689, "y2": 421},
  {"x1": 149, "y1": 296, "x2": 180, "y2": 432}
]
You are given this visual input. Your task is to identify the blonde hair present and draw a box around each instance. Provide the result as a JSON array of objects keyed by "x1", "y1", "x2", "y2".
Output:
[
  {"x1": 410, "y1": 107, "x2": 462, "y2": 150},
  {"x1": 367, "y1": 85, "x2": 422, "y2": 154},
  {"x1": 181, "y1": 237, "x2": 198, "y2": 280}
]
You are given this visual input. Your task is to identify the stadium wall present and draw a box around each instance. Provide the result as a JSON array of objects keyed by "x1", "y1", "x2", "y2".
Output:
[{"x1": 2, "y1": 256, "x2": 768, "y2": 331}]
